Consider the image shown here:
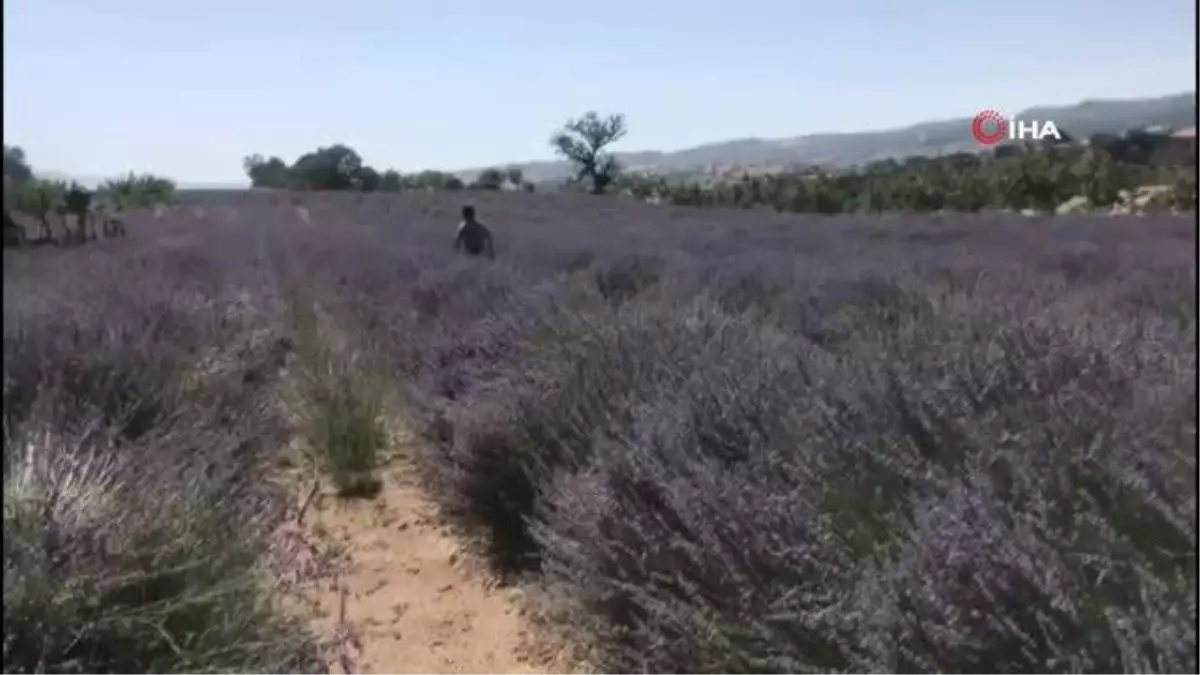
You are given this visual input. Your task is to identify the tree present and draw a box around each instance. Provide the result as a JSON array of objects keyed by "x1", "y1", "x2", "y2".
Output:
[
  {"x1": 100, "y1": 172, "x2": 177, "y2": 207},
  {"x1": 289, "y1": 144, "x2": 363, "y2": 190},
  {"x1": 243, "y1": 154, "x2": 290, "y2": 188},
  {"x1": 4, "y1": 146, "x2": 35, "y2": 215},
  {"x1": 4, "y1": 146, "x2": 34, "y2": 185},
  {"x1": 355, "y1": 166, "x2": 381, "y2": 192},
  {"x1": 1074, "y1": 149, "x2": 1122, "y2": 206},
  {"x1": 380, "y1": 170, "x2": 403, "y2": 192},
  {"x1": 551, "y1": 111, "x2": 627, "y2": 194},
  {"x1": 63, "y1": 182, "x2": 94, "y2": 241},
  {"x1": 472, "y1": 167, "x2": 505, "y2": 190}
]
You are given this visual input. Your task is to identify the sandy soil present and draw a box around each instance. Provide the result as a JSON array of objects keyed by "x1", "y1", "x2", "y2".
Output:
[{"x1": 284, "y1": 428, "x2": 578, "y2": 675}]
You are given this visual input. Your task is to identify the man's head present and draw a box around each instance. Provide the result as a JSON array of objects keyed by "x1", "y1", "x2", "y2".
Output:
[{"x1": 461, "y1": 204, "x2": 476, "y2": 221}]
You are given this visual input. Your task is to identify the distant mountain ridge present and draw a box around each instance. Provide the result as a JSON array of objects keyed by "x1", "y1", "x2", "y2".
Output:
[{"x1": 472, "y1": 92, "x2": 1197, "y2": 183}]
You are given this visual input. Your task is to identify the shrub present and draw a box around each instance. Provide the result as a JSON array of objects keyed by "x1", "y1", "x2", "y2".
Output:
[
  {"x1": 101, "y1": 172, "x2": 177, "y2": 208},
  {"x1": 3, "y1": 221, "x2": 321, "y2": 674},
  {"x1": 3, "y1": 425, "x2": 321, "y2": 674},
  {"x1": 298, "y1": 349, "x2": 385, "y2": 498}
]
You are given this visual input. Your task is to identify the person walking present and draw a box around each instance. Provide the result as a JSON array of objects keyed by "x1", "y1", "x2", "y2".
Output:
[{"x1": 453, "y1": 204, "x2": 495, "y2": 260}]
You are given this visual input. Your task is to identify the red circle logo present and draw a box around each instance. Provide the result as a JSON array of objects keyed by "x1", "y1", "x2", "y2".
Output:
[{"x1": 971, "y1": 110, "x2": 1008, "y2": 146}]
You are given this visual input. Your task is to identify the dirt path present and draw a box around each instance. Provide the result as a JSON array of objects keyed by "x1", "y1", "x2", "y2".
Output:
[{"x1": 288, "y1": 426, "x2": 577, "y2": 675}]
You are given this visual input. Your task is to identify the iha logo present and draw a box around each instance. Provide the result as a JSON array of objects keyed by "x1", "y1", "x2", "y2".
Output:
[{"x1": 971, "y1": 109, "x2": 1063, "y2": 146}]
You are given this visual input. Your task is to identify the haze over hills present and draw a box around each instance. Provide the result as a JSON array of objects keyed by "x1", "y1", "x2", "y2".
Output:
[{"x1": 469, "y1": 91, "x2": 1197, "y2": 184}]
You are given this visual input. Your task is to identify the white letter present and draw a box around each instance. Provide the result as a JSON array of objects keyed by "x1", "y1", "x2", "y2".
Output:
[
  {"x1": 1014, "y1": 119, "x2": 1040, "y2": 140},
  {"x1": 1038, "y1": 121, "x2": 1062, "y2": 140}
]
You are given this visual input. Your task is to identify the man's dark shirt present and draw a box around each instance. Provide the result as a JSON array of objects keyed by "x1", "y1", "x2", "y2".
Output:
[{"x1": 456, "y1": 220, "x2": 493, "y2": 258}]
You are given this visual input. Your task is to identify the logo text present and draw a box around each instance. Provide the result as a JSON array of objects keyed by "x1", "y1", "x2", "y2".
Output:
[{"x1": 971, "y1": 109, "x2": 1063, "y2": 146}]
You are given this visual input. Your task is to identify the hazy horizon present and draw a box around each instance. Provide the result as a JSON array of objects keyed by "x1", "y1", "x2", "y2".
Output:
[{"x1": 5, "y1": 0, "x2": 1196, "y2": 185}]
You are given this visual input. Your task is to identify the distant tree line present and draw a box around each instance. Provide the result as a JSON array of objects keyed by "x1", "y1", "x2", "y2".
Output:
[
  {"x1": 4, "y1": 146, "x2": 175, "y2": 215},
  {"x1": 243, "y1": 112, "x2": 628, "y2": 196},
  {"x1": 242, "y1": 145, "x2": 535, "y2": 193},
  {"x1": 4, "y1": 146, "x2": 172, "y2": 245}
]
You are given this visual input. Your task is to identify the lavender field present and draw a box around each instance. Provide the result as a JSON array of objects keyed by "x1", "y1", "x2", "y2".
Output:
[{"x1": 4, "y1": 190, "x2": 1196, "y2": 673}]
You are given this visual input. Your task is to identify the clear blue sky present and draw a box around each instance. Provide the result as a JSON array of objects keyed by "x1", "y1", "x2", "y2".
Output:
[{"x1": 4, "y1": 0, "x2": 1195, "y2": 185}]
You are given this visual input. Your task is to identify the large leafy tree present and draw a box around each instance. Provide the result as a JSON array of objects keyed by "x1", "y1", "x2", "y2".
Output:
[
  {"x1": 289, "y1": 144, "x2": 364, "y2": 190},
  {"x1": 4, "y1": 145, "x2": 34, "y2": 185},
  {"x1": 379, "y1": 170, "x2": 403, "y2": 192},
  {"x1": 242, "y1": 154, "x2": 291, "y2": 188},
  {"x1": 551, "y1": 111, "x2": 627, "y2": 194}
]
